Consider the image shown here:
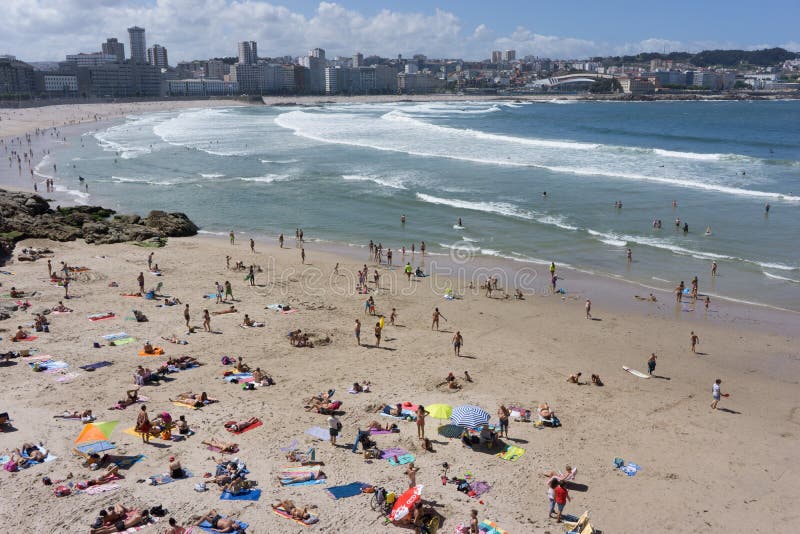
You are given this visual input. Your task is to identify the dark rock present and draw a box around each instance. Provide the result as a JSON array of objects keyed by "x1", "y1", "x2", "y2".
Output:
[{"x1": 0, "y1": 189, "x2": 198, "y2": 258}]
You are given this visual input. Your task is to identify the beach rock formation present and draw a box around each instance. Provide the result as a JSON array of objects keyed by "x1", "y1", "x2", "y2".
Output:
[{"x1": 0, "y1": 189, "x2": 198, "y2": 255}]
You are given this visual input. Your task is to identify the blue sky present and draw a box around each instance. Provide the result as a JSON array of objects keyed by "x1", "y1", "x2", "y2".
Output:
[{"x1": 2, "y1": 0, "x2": 798, "y2": 62}]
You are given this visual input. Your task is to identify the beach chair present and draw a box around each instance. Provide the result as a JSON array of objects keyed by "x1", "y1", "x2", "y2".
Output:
[{"x1": 564, "y1": 511, "x2": 592, "y2": 533}]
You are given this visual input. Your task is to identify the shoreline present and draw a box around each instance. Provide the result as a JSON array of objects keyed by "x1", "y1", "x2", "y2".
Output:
[{"x1": 3, "y1": 104, "x2": 798, "y2": 336}]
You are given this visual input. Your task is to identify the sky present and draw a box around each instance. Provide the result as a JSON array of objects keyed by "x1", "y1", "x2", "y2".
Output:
[{"x1": 2, "y1": 0, "x2": 799, "y2": 63}]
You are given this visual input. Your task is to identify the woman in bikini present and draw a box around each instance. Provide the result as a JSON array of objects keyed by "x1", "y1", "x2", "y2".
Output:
[{"x1": 224, "y1": 417, "x2": 259, "y2": 432}]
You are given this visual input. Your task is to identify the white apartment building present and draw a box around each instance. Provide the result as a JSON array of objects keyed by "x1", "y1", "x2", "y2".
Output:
[
  {"x1": 65, "y1": 53, "x2": 117, "y2": 67},
  {"x1": 147, "y1": 44, "x2": 168, "y2": 69},
  {"x1": 43, "y1": 75, "x2": 78, "y2": 93}
]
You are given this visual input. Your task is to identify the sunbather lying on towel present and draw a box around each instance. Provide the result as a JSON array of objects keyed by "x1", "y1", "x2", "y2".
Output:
[
  {"x1": 368, "y1": 420, "x2": 398, "y2": 431},
  {"x1": 224, "y1": 477, "x2": 256, "y2": 495},
  {"x1": 272, "y1": 500, "x2": 313, "y2": 521},
  {"x1": 161, "y1": 334, "x2": 188, "y2": 345},
  {"x1": 55, "y1": 409, "x2": 94, "y2": 421},
  {"x1": 77, "y1": 464, "x2": 120, "y2": 488},
  {"x1": 52, "y1": 301, "x2": 73, "y2": 312},
  {"x1": 171, "y1": 391, "x2": 216, "y2": 407},
  {"x1": 195, "y1": 510, "x2": 237, "y2": 533},
  {"x1": 164, "y1": 355, "x2": 199, "y2": 369},
  {"x1": 305, "y1": 400, "x2": 341, "y2": 413},
  {"x1": 17, "y1": 443, "x2": 47, "y2": 462},
  {"x1": 90, "y1": 509, "x2": 150, "y2": 534},
  {"x1": 252, "y1": 368, "x2": 274, "y2": 386},
  {"x1": 212, "y1": 306, "x2": 237, "y2": 316},
  {"x1": 539, "y1": 403, "x2": 556, "y2": 420},
  {"x1": 9, "y1": 287, "x2": 25, "y2": 298},
  {"x1": 543, "y1": 465, "x2": 577, "y2": 482},
  {"x1": 114, "y1": 388, "x2": 140, "y2": 408},
  {"x1": 241, "y1": 314, "x2": 264, "y2": 327},
  {"x1": 279, "y1": 471, "x2": 326, "y2": 485},
  {"x1": 202, "y1": 438, "x2": 238, "y2": 453},
  {"x1": 375, "y1": 403, "x2": 404, "y2": 416},
  {"x1": 224, "y1": 417, "x2": 259, "y2": 432},
  {"x1": 92, "y1": 503, "x2": 129, "y2": 528},
  {"x1": 305, "y1": 389, "x2": 335, "y2": 405}
]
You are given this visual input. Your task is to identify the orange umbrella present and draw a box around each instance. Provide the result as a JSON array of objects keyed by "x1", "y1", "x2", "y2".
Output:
[
  {"x1": 75, "y1": 421, "x2": 118, "y2": 444},
  {"x1": 389, "y1": 484, "x2": 423, "y2": 522}
]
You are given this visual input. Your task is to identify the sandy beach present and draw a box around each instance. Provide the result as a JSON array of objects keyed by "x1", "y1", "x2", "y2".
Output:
[
  {"x1": 0, "y1": 232, "x2": 797, "y2": 533},
  {"x1": 1, "y1": 101, "x2": 799, "y2": 533}
]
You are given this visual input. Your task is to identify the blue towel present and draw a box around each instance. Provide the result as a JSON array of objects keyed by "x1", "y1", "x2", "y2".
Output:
[
  {"x1": 80, "y1": 361, "x2": 113, "y2": 371},
  {"x1": 220, "y1": 488, "x2": 262, "y2": 501},
  {"x1": 282, "y1": 478, "x2": 326, "y2": 486},
  {"x1": 326, "y1": 482, "x2": 368, "y2": 499},
  {"x1": 305, "y1": 426, "x2": 330, "y2": 441},
  {"x1": 199, "y1": 520, "x2": 248, "y2": 532},
  {"x1": 75, "y1": 441, "x2": 116, "y2": 455}
]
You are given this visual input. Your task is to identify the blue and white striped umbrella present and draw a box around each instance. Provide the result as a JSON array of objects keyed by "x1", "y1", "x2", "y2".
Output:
[{"x1": 450, "y1": 405, "x2": 490, "y2": 429}]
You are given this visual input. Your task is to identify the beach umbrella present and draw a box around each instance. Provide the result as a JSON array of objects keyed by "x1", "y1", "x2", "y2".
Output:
[
  {"x1": 389, "y1": 484, "x2": 424, "y2": 522},
  {"x1": 437, "y1": 424, "x2": 465, "y2": 439},
  {"x1": 450, "y1": 405, "x2": 490, "y2": 429},
  {"x1": 75, "y1": 420, "x2": 118, "y2": 444},
  {"x1": 426, "y1": 404, "x2": 452, "y2": 421}
]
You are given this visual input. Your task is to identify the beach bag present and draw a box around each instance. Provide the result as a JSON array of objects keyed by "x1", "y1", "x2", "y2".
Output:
[
  {"x1": 194, "y1": 482, "x2": 207, "y2": 492},
  {"x1": 336, "y1": 421, "x2": 343, "y2": 431},
  {"x1": 53, "y1": 485, "x2": 71, "y2": 496}
]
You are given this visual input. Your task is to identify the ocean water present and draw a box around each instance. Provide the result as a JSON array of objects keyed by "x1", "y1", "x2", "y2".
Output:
[{"x1": 44, "y1": 100, "x2": 800, "y2": 311}]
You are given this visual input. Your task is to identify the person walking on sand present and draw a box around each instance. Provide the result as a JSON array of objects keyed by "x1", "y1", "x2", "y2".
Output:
[
  {"x1": 183, "y1": 304, "x2": 190, "y2": 329},
  {"x1": 585, "y1": 299, "x2": 592, "y2": 319},
  {"x1": 374, "y1": 321, "x2": 382, "y2": 347},
  {"x1": 690, "y1": 331, "x2": 700, "y2": 353},
  {"x1": 405, "y1": 462, "x2": 419, "y2": 489},
  {"x1": 498, "y1": 404, "x2": 510, "y2": 439},
  {"x1": 215, "y1": 281, "x2": 223, "y2": 304},
  {"x1": 47, "y1": 259, "x2": 52, "y2": 277},
  {"x1": 405, "y1": 262, "x2": 412, "y2": 280},
  {"x1": 432, "y1": 308, "x2": 446, "y2": 330},
  {"x1": 229, "y1": 231, "x2": 235, "y2": 245},
  {"x1": 327, "y1": 414, "x2": 341, "y2": 446},
  {"x1": 647, "y1": 353, "x2": 657, "y2": 375},
  {"x1": 301, "y1": 247, "x2": 306, "y2": 264},
  {"x1": 137, "y1": 272, "x2": 145, "y2": 295},
  {"x1": 147, "y1": 252, "x2": 153, "y2": 270},
  {"x1": 549, "y1": 261, "x2": 556, "y2": 277},
  {"x1": 452, "y1": 331, "x2": 463, "y2": 357},
  {"x1": 711, "y1": 378, "x2": 728, "y2": 409},
  {"x1": 415, "y1": 406, "x2": 429, "y2": 439},
  {"x1": 203, "y1": 309, "x2": 211, "y2": 332},
  {"x1": 224, "y1": 280, "x2": 233, "y2": 302},
  {"x1": 278, "y1": 233, "x2": 284, "y2": 248},
  {"x1": 248, "y1": 265, "x2": 255, "y2": 287},
  {"x1": 354, "y1": 319, "x2": 361, "y2": 346},
  {"x1": 390, "y1": 308, "x2": 397, "y2": 325},
  {"x1": 249, "y1": 238, "x2": 255, "y2": 253},
  {"x1": 554, "y1": 479, "x2": 570, "y2": 523},
  {"x1": 136, "y1": 405, "x2": 151, "y2": 444}
]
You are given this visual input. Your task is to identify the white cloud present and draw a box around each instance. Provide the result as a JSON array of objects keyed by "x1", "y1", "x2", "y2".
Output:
[{"x1": 0, "y1": 1, "x2": 795, "y2": 63}]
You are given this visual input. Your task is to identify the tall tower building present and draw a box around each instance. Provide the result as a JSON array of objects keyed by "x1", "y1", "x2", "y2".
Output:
[
  {"x1": 147, "y1": 44, "x2": 168, "y2": 68},
  {"x1": 128, "y1": 26, "x2": 147, "y2": 64},
  {"x1": 238, "y1": 41, "x2": 258, "y2": 65},
  {"x1": 491, "y1": 51, "x2": 502, "y2": 63},
  {"x1": 502, "y1": 50, "x2": 516, "y2": 62},
  {"x1": 352, "y1": 52, "x2": 363, "y2": 68},
  {"x1": 309, "y1": 48, "x2": 326, "y2": 59},
  {"x1": 101, "y1": 38, "x2": 125, "y2": 62}
]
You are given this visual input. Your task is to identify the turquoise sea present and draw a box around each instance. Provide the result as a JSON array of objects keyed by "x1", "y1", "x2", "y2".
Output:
[{"x1": 38, "y1": 100, "x2": 800, "y2": 311}]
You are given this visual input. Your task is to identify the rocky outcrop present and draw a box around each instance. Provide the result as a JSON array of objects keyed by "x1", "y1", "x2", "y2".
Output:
[{"x1": 0, "y1": 189, "x2": 198, "y2": 256}]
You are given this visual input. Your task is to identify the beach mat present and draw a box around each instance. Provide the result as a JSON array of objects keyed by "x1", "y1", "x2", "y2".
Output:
[
  {"x1": 379, "y1": 447, "x2": 408, "y2": 459},
  {"x1": 369, "y1": 429, "x2": 396, "y2": 435},
  {"x1": 388, "y1": 454, "x2": 415, "y2": 466},
  {"x1": 199, "y1": 519, "x2": 248, "y2": 532},
  {"x1": 75, "y1": 441, "x2": 116, "y2": 455},
  {"x1": 102, "y1": 332, "x2": 130, "y2": 341},
  {"x1": 226, "y1": 420, "x2": 262, "y2": 435},
  {"x1": 326, "y1": 482, "x2": 368, "y2": 499},
  {"x1": 478, "y1": 520, "x2": 509, "y2": 534},
  {"x1": 497, "y1": 445, "x2": 526, "y2": 462},
  {"x1": 147, "y1": 469, "x2": 192, "y2": 486},
  {"x1": 80, "y1": 361, "x2": 113, "y2": 371},
  {"x1": 110, "y1": 337, "x2": 136, "y2": 346},
  {"x1": 272, "y1": 507, "x2": 319, "y2": 526},
  {"x1": 88, "y1": 314, "x2": 116, "y2": 322},
  {"x1": 305, "y1": 426, "x2": 330, "y2": 441},
  {"x1": 14, "y1": 336, "x2": 38, "y2": 342},
  {"x1": 220, "y1": 488, "x2": 262, "y2": 501},
  {"x1": 281, "y1": 478, "x2": 326, "y2": 487}
]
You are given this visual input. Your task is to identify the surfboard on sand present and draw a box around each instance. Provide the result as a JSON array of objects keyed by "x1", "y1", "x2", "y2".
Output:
[{"x1": 623, "y1": 366, "x2": 651, "y2": 379}]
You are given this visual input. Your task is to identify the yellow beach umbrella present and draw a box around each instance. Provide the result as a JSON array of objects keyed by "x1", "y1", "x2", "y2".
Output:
[{"x1": 426, "y1": 404, "x2": 453, "y2": 421}]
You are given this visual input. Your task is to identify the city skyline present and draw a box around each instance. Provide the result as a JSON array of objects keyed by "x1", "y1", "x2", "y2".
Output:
[{"x1": 3, "y1": 0, "x2": 799, "y2": 63}]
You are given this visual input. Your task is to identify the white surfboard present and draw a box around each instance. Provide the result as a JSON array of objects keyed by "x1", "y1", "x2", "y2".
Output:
[{"x1": 623, "y1": 366, "x2": 651, "y2": 379}]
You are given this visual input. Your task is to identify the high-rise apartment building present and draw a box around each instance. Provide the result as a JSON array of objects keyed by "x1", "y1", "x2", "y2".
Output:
[
  {"x1": 147, "y1": 44, "x2": 169, "y2": 69},
  {"x1": 352, "y1": 52, "x2": 363, "y2": 67},
  {"x1": 128, "y1": 26, "x2": 147, "y2": 64},
  {"x1": 503, "y1": 50, "x2": 516, "y2": 62},
  {"x1": 206, "y1": 59, "x2": 229, "y2": 80},
  {"x1": 101, "y1": 38, "x2": 125, "y2": 62},
  {"x1": 491, "y1": 51, "x2": 502, "y2": 64},
  {"x1": 309, "y1": 48, "x2": 326, "y2": 59},
  {"x1": 238, "y1": 41, "x2": 258, "y2": 65}
]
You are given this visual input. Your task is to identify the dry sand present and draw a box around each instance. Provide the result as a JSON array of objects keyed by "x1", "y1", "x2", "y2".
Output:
[
  {"x1": 0, "y1": 234, "x2": 797, "y2": 533},
  {"x1": 1, "y1": 102, "x2": 799, "y2": 533}
]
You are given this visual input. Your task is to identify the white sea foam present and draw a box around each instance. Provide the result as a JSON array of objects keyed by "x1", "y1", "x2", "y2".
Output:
[
  {"x1": 261, "y1": 159, "x2": 300, "y2": 164},
  {"x1": 238, "y1": 174, "x2": 292, "y2": 183},
  {"x1": 342, "y1": 174, "x2": 407, "y2": 190},
  {"x1": 200, "y1": 173, "x2": 224, "y2": 178},
  {"x1": 416, "y1": 193, "x2": 533, "y2": 220},
  {"x1": 763, "y1": 271, "x2": 800, "y2": 283}
]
